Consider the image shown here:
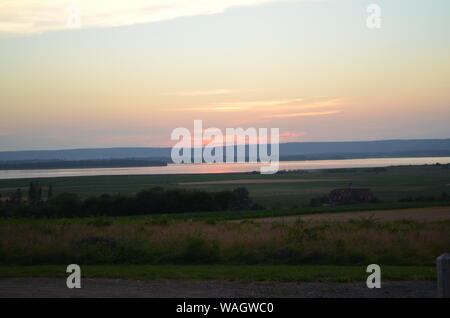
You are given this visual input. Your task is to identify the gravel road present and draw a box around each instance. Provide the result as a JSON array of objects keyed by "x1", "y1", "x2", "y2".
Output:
[{"x1": 0, "y1": 278, "x2": 437, "y2": 298}]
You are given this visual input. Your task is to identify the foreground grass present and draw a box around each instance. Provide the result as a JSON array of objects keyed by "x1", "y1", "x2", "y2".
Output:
[
  {"x1": 0, "y1": 265, "x2": 436, "y2": 282},
  {"x1": 1, "y1": 217, "x2": 449, "y2": 267}
]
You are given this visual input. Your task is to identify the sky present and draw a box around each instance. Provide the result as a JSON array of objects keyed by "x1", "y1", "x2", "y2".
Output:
[{"x1": 0, "y1": 0, "x2": 449, "y2": 151}]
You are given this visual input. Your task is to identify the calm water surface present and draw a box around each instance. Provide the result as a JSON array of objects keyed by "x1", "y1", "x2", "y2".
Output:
[{"x1": 0, "y1": 157, "x2": 449, "y2": 180}]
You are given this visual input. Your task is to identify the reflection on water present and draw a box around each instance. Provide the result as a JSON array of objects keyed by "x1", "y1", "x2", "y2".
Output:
[{"x1": 0, "y1": 157, "x2": 449, "y2": 180}]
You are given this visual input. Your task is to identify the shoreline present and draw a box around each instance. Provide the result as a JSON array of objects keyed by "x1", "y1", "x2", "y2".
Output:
[{"x1": 0, "y1": 156, "x2": 449, "y2": 180}]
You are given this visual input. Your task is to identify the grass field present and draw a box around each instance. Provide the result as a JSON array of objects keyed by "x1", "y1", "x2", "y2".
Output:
[
  {"x1": 251, "y1": 206, "x2": 450, "y2": 223},
  {"x1": 0, "y1": 265, "x2": 436, "y2": 282},
  {"x1": 125, "y1": 202, "x2": 450, "y2": 222},
  {"x1": 1, "y1": 165, "x2": 449, "y2": 209},
  {"x1": 1, "y1": 215, "x2": 449, "y2": 267},
  {"x1": 1, "y1": 164, "x2": 449, "y2": 282}
]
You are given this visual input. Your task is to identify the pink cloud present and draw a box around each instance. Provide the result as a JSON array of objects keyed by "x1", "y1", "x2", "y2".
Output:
[
  {"x1": 264, "y1": 110, "x2": 343, "y2": 119},
  {"x1": 278, "y1": 130, "x2": 306, "y2": 143}
]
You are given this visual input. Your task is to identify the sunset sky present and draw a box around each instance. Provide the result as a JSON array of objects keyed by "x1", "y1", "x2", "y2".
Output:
[{"x1": 1, "y1": 0, "x2": 449, "y2": 151}]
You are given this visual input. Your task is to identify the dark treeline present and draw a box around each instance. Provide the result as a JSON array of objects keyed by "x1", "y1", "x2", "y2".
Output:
[
  {"x1": 0, "y1": 158, "x2": 168, "y2": 170},
  {"x1": 0, "y1": 187, "x2": 259, "y2": 218},
  {"x1": 3, "y1": 181, "x2": 49, "y2": 205}
]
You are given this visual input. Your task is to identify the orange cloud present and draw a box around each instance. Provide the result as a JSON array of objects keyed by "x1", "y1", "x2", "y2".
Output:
[
  {"x1": 211, "y1": 98, "x2": 305, "y2": 108},
  {"x1": 265, "y1": 110, "x2": 343, "y2": 119},
  {"x1": 278, "y1": 130, "x2": 306, "y2": 142},
  {"x1": 174, "y1": 97, "x2": 345, "y2": 113},
  {"x1": 293, "y1": 98, "x2": 345, "y2": 110},
  {"x1": 181, "y1": 106, "x2": 250, "y2": 112},
  {"x1": 166, "y1": 89, "x2": 234, "y2": 97}
]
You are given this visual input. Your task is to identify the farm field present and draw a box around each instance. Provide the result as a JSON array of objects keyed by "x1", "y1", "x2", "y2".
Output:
[
  {"x1": 251, "y1": 206, "x2": 450, "y2": 223},
  {"x1": 1, "y1": 209, "x2": 449, "y2": 267},
  {"x1": 1, "y1": 164, "x2": 449, "y2": 286},
  {"x1": 1, "y1": 164, "x2": 449, "y2": 209}
]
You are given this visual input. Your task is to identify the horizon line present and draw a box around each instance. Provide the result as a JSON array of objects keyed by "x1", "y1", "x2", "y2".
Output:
[{"x1": 1, "y1": 137, "x2": 450, "y2": 153}]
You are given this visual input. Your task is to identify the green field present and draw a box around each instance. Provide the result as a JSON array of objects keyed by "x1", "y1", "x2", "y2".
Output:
[
  {"x1": 1, "y1": 216, "x2": 449, "y2": 267},
  {"x1": 1, "y1": 164, "x2": 449, "y2": 282},
  {"x1": 0, "y1": 265, "x2": 436, "y2": 282},
  {"x1": 1, "y1": 165, "x2": 449, "y2": 209}
]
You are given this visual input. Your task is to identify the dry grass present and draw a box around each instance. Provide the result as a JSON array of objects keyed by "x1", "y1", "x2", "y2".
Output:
[{"x1": 0, "y1": 216, "x2": 449, "y2": 266}]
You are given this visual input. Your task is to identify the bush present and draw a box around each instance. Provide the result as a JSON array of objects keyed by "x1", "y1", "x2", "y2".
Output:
[
  {"x1": 309, "y1": 196, "x2": 329, "y2": 207},
  {"x1": 177, "y1": 236, "x2": 220, "y2": 264}
]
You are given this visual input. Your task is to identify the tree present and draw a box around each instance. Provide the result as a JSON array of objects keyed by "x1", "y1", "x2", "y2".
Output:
[
  {"x1": 28, "y1": 181, "x2": 42, "y2": 206},
  {"x1": 37, "y1": 185, "x2": 42, "y2": 202},
  {"x1": 10, "y1": 188, "x2": 22, "y2": 204},
  {"x1": 28, "y1": 182, "x2": 37, "y2": 205},
  {"x1": 231, "y1": 187, "x2": 252, "y2": 210},
  {"x1": 17, "y1": 188, "x2": 22, "y2": 202},
  {"x1": 47, "y1": 185, "x2": 53, "y2": 200}
]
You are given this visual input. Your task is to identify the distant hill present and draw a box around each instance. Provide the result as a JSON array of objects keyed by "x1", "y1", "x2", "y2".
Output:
[
  {"x1": 279, "y1": 139, "x2": 450, "y2": 155},
  {"x1": 0, "y1": 147, "x2": 171, "y2": 161},
  {"x1": 0, "y1": 158, "x2": 168, "y2": 170},
  {"x1": 0, "y1": 139, "x2": 449, "y2": 162}
]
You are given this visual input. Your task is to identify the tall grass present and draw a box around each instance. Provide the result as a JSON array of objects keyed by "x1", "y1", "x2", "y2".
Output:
[{"x1": 0, "y1": 217, "x2": 449, "y2": 266}]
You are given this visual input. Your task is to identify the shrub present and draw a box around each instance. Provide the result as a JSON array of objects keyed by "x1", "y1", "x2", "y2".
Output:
[{"x1": 177, "y1": 236, "x2": 220, "y2": 264}]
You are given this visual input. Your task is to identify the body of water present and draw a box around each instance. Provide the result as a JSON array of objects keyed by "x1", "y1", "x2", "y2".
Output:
[{"x1": 0, "y1": 157, "x2": 449, "y2": 180}]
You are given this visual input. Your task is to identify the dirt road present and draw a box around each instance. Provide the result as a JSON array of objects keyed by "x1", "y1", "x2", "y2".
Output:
[{"x1": 0, "y1": 278, "x2": 437, "y2": 298}]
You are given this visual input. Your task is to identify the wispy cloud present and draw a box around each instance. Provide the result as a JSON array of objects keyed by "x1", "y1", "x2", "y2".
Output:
[
  {"x1": 293, "y1": 98, "x2": 345, "y2": 110},
  {"x1": 278, "y1": 130, "x2": 306, "y2": 142},
  {"x1": 0, "y1": 0, "x2": 301, "y2": 36},
  {"x1": 175, "y1": 98, "x2": 304, "y2": 112},
  {"x1": 179, "y1": 105, "x2": 250, "y2": 112},
  {"x1": 264, "y1": 110, "x2": 342, "y2": 118},
  {"x1": 212, "y1": 98, "x2": 305, "y2": 108},
  {"x1": 176, "y1": 97, "x2": 345, "y2": 113},
  {"x1": 189, "y1": 129, "x2": 306, "y2": 146},
  {"x1": 166, "y1": 89, "x2": 234, "y2": 97}
]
